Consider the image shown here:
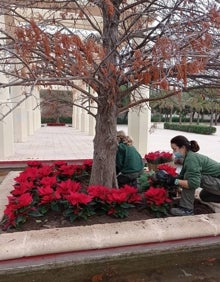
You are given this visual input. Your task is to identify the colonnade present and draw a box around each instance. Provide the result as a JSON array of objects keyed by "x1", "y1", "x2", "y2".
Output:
[
  {"x1": 0, "y1": 84, "x2": 41, "y2": 159},
  {"x1": 0, "y1": 82, "x2": 151, "y2": 159}
]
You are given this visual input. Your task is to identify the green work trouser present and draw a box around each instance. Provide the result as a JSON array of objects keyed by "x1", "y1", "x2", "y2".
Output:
[{"x1": 180, "y1": 175, "x2": 220, "y2": 210}]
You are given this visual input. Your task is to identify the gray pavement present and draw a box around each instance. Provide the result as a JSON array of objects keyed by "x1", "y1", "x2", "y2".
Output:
[{"x1": 0, "y1": 123, "x2": 220, "y2": 162}]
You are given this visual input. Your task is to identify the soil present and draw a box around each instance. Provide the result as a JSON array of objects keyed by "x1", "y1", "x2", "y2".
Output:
[
  {"x1": 0, "y1": 199, "x2": 215, "y2": 234},
  {"x1": 1, "y1": 207, "x2": 154, "y2": 234}
]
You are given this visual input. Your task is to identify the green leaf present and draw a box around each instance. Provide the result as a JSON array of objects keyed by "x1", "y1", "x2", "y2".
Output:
[
  {"x1": 121, "y1": 203, "x2": 135, "y2": 209},
  {"x1": 69, "y1": 214, "x2": 78, "y2": 222},
  {"x1": 38, "y1": 205, "x2": 49, "y2": 215},
  {"x1": 51, "y1": 201, "x2": 60, "y2": 212},
  {"x1": 63, "y1": 208, "x2": 74, "y2": 217},
  {"x1": 15, "y1": 215, "x2": 27, "y2": 227},
  {"x1": 28, "y1": 210, "x2": 44, "y2": 217}
]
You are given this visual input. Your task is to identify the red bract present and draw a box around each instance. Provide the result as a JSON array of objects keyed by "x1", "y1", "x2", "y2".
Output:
[
  {"x1": 82, "y1": 159, "x2": 93, "y2": 173},
  {"x1": 106, "y1": 186, "x2": 141, "y2": 204},
  {"x1": 14, "y1": 168, "x2": 39, "y2": 182},
  {"x1": 38, "y1": 185, "x2": 54, "y2": 196},
  {"x1": 14, "y1": 173, "x2": 28, "y2": 183},
  {"x1": 65, "y1": 192, "x2": 93, "y2": 205},
  {"x1": 56, "y1": 179, "x2": 81, "y2": 197},
  {"x1": 53, "y1": 160, "x2": 67, "y2": 167},
  {"x1": 160, "y1": 152, "x2": 173, "y2": 161},
  {"x1": 107, "y1": 208, "x2": 116, "y2": 215},
  {"x1": 16, "y1": 193, "x2": 33, "y2": 209},
  {"x1": 26, "y1": 161, "x2": 43, "y2": 168},
  {"x1": 120, "y1": 185, "x2": 142, "y2": 203},
  {"x1": 4, "y1": 202, "x2": 17, "y2": 220},
  {"x1": 2, "y1": 204, "x2": 16, "y2": 229},
  {"x1": 40, "y1": 176, "x2": 57, "y2": 187},
  {"x1": 144, "y1": 187, "x2": 171, "y2": 206},
  {"x1": 37, "y1": 166, "x2": 54, "y2": 177},
  {"x1": 25, "y1": 167, "x2": 43, "y2": 179},
  {"x1": 40, "y1": 194, "x2": 56, "y2": 204},
  {"x1": 83, "y1": 159, "x2": 93, "y2": 167},
  {"x1": 106, "y1": 189, "x2": 128, "y2": 204},
  {"x1": 87, "y1": 185, "x2": 110, "y2": 201},
  {"x1": 11, "y1": 181, "x2": 34, "y2": 196},
  {"x1": 58, "y1": 164, "x2": 79, "y2": 176},
  {"x1": 144, "y1": 151, "x2": 173, "y2": 164},
  {"x1": 157, "y1": 164, "x2": 177, "y2": 176},
  {"x1": 144, "y1": 151, "x2": 161, "y2": 162}
]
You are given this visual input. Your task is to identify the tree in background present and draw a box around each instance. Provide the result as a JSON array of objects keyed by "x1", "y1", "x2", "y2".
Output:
[
  {"x1": 40, "y1": 89, "x2": 73, "y2": 123},
  {"x1": 0, "y1": 1, "x2": 220, "y2": 187}
]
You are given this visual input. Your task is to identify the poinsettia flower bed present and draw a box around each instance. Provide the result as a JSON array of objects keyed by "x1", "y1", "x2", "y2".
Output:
[
  {"x1": 0, "y1": 160, "x2": 174, "y2": 231},
  {"x1": 47, "y1": 123, "x2": 65, "y2": 126}
]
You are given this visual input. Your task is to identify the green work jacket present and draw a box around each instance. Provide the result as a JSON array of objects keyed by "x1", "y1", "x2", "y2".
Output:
[
  {"x1": 179, "y1": 150, "x2": 220, "y2": 189},
  {"x1": 116, "y1": 142, "x2": 144, "y2": 175}
]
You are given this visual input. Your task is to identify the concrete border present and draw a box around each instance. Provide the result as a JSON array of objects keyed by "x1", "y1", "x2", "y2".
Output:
[
  {"x1": 1, "y1": 213, "x2": 220, "y2": 262},
  {"x1": 0, "y1": 172, "x2": 220, "y2": 264}
]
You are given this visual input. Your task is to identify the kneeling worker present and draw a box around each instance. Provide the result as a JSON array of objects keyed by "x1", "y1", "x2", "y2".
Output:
[{"x1": 116, "y1": 131, "x2": 144, "y2": 188}]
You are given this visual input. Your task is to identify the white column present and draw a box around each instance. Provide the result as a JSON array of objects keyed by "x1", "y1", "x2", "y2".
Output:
[
  {"x1": 80, "y1": 83, "x2": 90, "y2": 133},
  {"x1": 76, "y1": 104, "x2": 81, "y2": 130},
  {"x1": 88, "y1": 88, "x2": 97, "y2": 136},
  {"x1": 0, "y1": 87, "x2": 14, "y2": 158},
  {"x1": 10, "y1": 86, "x2": 28, "y2": 142},
  {"x1": 72, "y1": 81, "x2": 82, "y2": 130},
  {"x1": 0, "y1": 15, "x2": 14, "y2": 158},
  {"x1": 72, "y1": 89, "x2": 77, "y2": 128},
  {"x1": 128, "y1": 87, "x2": 151, "y2": 157},
  {"x1": 26, "y1": 94, "x2": 34, "y2": 135},
  {"x1": 32, "y1": 88, "x2": 41, "y2": 130}
]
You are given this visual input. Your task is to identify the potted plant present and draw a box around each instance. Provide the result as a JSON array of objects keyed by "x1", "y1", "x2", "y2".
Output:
[{"x1": 144, "y1": 151, "x2": 173, "y2": 171}]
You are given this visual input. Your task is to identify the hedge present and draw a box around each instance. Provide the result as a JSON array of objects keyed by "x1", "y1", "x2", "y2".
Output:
[{"x1": 164, "y1": 123, "x2": 216, "y2": 135}]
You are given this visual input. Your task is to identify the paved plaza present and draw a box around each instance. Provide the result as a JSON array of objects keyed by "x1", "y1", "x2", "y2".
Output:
[{"x1": 0, "y1": 123, "x2": 220, "y2": 162}]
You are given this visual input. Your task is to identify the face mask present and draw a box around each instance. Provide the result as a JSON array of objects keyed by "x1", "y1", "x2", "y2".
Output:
[{"x1": 174, "y1": 151, "x2": 184, "y2": 159}]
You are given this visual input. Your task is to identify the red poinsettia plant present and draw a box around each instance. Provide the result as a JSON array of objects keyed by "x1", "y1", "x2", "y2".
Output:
[
  {"x1": 144, "y1": 151, "x2": 173, "y2": 164},
  {"x1": 157, "y1": 163, "x2": 178, "y2": 176},
  {"x1": 144, "y1": 186, "x2": 172, "y2": 217},
  {"x1": 87, "y1": 185, "x2": 142, "y2": 218},
  {"x1": 0, "y1": 160, "x2": 173, "y2": 231}
]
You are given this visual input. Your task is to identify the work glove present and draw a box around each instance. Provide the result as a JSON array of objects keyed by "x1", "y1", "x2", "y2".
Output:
[
  {"x1": 155, "y1": 170, "x2": 169, "y2": 183},
  {"x1": 166, "y1": 174, "x2": 178, "y2": 186},
  {"x1": 155, "y1": 170, "x2": 178, "y2": 186}
]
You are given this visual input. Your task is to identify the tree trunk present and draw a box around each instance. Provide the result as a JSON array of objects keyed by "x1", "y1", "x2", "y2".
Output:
[
  {"x1": 210, "y1": 109, "x2": 214, "y2": 127},
  {"x1": 197, "y1": 112, "x2": 200, "y2": 124},
  {"x1": 179, "y1": 111, "x2": 182, "y2": 124},
  {"x1": 169, "y1": 108, "x2": 173, "y2": 123},
  {"x1": 159, "y1": 109, "x2": 162, "y2": 122},
  {"x1": 189, "y1": 107, "x2": 193, "y2": 124},
  {"x1": 214, "y1": 112, "x2": 219, "y2": 126},
  {"x1": 88, "y1": 2, "x2": 121, "y2": 188},
  {"x1": 89, "y1": 101, "x2": 118, "y2": 188}
]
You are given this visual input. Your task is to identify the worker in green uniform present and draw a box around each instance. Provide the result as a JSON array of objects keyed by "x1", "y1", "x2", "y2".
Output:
[
  {"x1": 116, "y1": 131, "x2": 144, "y2": 188},
  {"x1": 155, "y1": 135, "x2": 220, "y2": 216}
]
